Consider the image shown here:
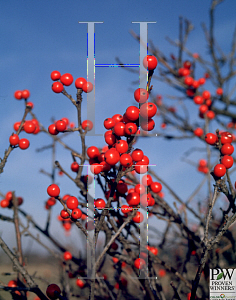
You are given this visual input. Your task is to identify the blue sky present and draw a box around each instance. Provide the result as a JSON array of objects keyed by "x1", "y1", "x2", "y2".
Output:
[{"x1": 0, "y1": 0, "x2": 235, "y2": 255}]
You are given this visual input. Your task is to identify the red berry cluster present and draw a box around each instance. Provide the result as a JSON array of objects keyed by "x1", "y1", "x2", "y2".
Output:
[
  {"x1": 48, "y1": 117, "x2": 74, "y2": 135},
  {"x1": 193, "y1": 90, "x2": 215, "y2": 120},
  {"x1": 7, "y1": 280, "x2": 21, "y2": 296},
  {"x1": 51, "y1": 71, "x2": 93, "y2": 94},
  {"x1": 197, "y1": 159, "x2": 208, "y2": 174},
  {"x1": 10, "y1": 96, "x2": 40, "y2": 150},
  {"x1": 14, "y1": 89, "x2": 30, "y2": 100},
  {"x1": 205, "y1": 131, "x2": 234, "y2": 178},
  {"x1": 0, "y1": 191, "x2": 23, "y2": 208}
]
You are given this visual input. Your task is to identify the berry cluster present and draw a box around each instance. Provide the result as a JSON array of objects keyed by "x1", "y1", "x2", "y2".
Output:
[
  {"x1": 197, "y1": 159, "x2": 208, "y2": 174},
  {"x1": 205, "y1": 131, "x2": 234, "y2": 178},
  {"x1": 48, "y1": 117, "x2": 73, "y2": 135},
  {"x1": 14, "y1": 89, "x2": 30, "y2": 100},
  {"x1": 0, "y1": 191, "x2": 23, "y2": 208},
  {"x1": 10, "y1": 91, "x2": 39, "y2": 150},
  {"x1": 51, "y1": 71, "x2": 93, "y2": 94}
]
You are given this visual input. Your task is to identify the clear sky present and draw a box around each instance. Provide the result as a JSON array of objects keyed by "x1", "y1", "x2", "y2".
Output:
[{"x1": 0, "y1": 0, "x2": 235, "y2": 256}]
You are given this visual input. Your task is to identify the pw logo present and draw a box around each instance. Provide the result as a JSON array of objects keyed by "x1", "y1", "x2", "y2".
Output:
[{"x1": 210, "y1": 269, "x2": 235, "y2": 280}]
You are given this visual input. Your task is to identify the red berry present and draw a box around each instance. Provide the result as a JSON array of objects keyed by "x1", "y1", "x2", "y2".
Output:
[
  {"x1": 104, "y1": 149, "x2": 120, "y2": 165},
  {"x1": 206, "y1": 111, "x2": 215, "y2": 120},
  {"x1": 0, "y1": 199, "x2": 10, "y2": 208},
  {"x1": 140, "y1": 103, "x2": 157, "y2": 118},
  {"x1": 75, "y1": 77, "x2": 87, "y2": 89},
  {"x1": 120, "y1": 153, "x2": 133, "y2": 167},
  {"x1": 104, "y1": 118, "x2": 115, "y2": 129},
  {"x1": 140, "y1": 119, "x2": 155, "y2": 131},
  {"x1": 60, "y1": 73, "x2": 73, "y2": 86},
  {"x1": 90, "y1": 163, "x2": 103, "y2": 175},
  {"x1": 199, "y1": 104, "x2": 208, "y2": 114},
  {"x1": 205, "y1": 133, "x2": 217, "y2": 145},
  {"x1": 194, "y1": 128, "x2": 204, "y2": 137},
  {"x1": 143, "y1": 55, "x2": 158, "y2": 70},
  {"x1": 140, "y1": 193, "x2": 155, "y2": 207},
  {"x1": 24, "y1": 120, "x2": 36, "y2": 133},
  {"x1": 193, "y1": 95, "x2": 204, "y2": 105},
  {"x1": 125, "y1": 123, "x2": 137, "y2": 135},
  {"x1": 134, "y1": 257, "x2": 146, "y2": 269},
  {"x1": 94, "y1": 198, "x2": 106, "y2": 209},
  {"x1": 221, "y1": 132, "x2": 233, "y2": 144},
  {"x1": 198, "y1": 77, "x2": 206, "y2": 85},
  {"x1": 121, "y1": 205, "x2": 133, "y2": 214},
  {"x1": 61, "y1": 117, "x2": 69, "y2": 126},
  {"x1": 47, "y1": 184, "x2": 60, "y2": 197},
  {"x1": 221, "y1": 143, "x2": 234, "y2": 155},
  {"x1": 192, "y1": 80, "x2": 199, "y2": 89},
  {"x1": 149, "y1": 246, "x2": 158, "y2": 255},
  {"x1": 48, "y1": 124, "x2": 59, "y2": 135},
  {"x1": 19, "y1": 138, "x2": 30, "y2": 150},
  {"x1": 82, "y1": 120, "x2": 93, "y2": 131},
  {"x1": 116, "y1": 181, "x2": 128, "y2": 194},
  {"x1": 5, "y1": 191, "x2": 12, "y2": 201},
  {"x1": 87, "y1": 146, "x2": 100, "y2": 159},
  {"x1": 150, "y1": 182, "x2": 162, "y2": 193},
  {"x1": 56, "y1": 120, "x2": 67, "y2": 132},
  {"x1": 52, "y1": 82, "x2": 64, "y2": 93},
  {"x1": 14, "y1": 90, "x2": 22, "y2": 100},
  {"x1": 213, "y1": 164, "x2": 226, "y2": 177},
  {"x1": 46, "y1": 284, "x2": 61, "y2": 300},
  {"x1": 76, "y1": 279, "x2": 85, "y2": 288},
  {"x1": 21, "y1": 89, "x2": 30, "y2": 99},
  {"x1": 158, "y1": 269, "x2": 166, "y2": 277},
  {"x1": 184, "y1": 76, "x2": 194, "y2": 86},
  {"x1": 71, "y1": 208, "x2": 82, "y2": 219},
  {"x1": 199, "y1": 159, "x2": 207, "y2": 167},
  {"x1": 132, "y1": 149, "x2": 144, "y2": 162},
  {"x1": 14, "y1": 121, "x2": 21, "y2": 131},
  {"x1": 116, "y1": 140, "x2": 128, "y2": 154},
  {"x1": 205, "y1": 99, "x2": 212, "y2": 107},
  {"x1": 183, "y1": 60, "x2": 191, "y2": 69},
  {"x1": 221, "y1": 155, "x2": 234, "y2": 169},
  {"x1": 182, "y1": 68, "x2": 191, "y2": 76},
  {"x1": 63, "y1": 222, "x2": 71, "y2": 231},
  {"x1": 71, "y1": 162, "x2": 79, "y2": 172},
  {"x1": 202, "y1": 90, "x2": 211, "y2": 99},
  {"x1": 142, "y1": 174, "x2": 153, "y2": 186},
  {"x1": 47, "y1": 197, "x2": 56, "y2": 206},
  {"x1": 134, "y1": 88, "x2": 149, "y2": 103},
  {"x1": 126, "y1": 106, "x2": 140, "y2": 121},
  {"x1": 82, "y1": 81, "x2": 93, "y2": 93},
  {"x1": 126, "y1": 192, "x2": 140, "y2": 206},
  {"x1": 134, "y1": 184, "x2": 146, "y2": 195},
  {"x1": 112, "y1": 114, "x2": 123, "y2": 124},
  {"x1": 60, "y1": 209, "x2": 70, "y2": 219},
  {"x1": 9, "y1": 134, "x2": 19, "y2": 146},
  {"x1": 8, "y1": 280, "x2": 18, "y2": 287},
  {"x1": 135, "y1": 161, "x2": 148, "y2": 174},
  {"x1": 100, "y1": 161, "x2": 111, "y2": 172},
  {"x1": 51, "y1": 70, "x2": 61, "y2": 81},
  {"x1": 186, "y1": 88, "x2": 195, "y2": 97},
  {"x1": 114, "y1": 122, "x2": 126, "y2": 136},
  {"x1": 66, "y1": 196, "x2": 79, "y2": 209},
  {"x1": 216, "y1": 87, "x2": 223, "y2": 95}
]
